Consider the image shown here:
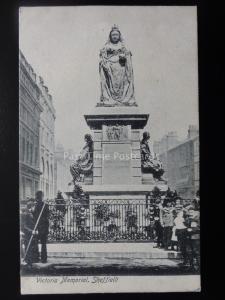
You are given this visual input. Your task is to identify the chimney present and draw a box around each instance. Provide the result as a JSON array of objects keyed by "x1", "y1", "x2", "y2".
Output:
[
  {"x1": 188, "y1": 125, "x2": 199, "y2": 139},
  {"x1": 167, "y1": 131, "x2": 179, "y2": 150}
]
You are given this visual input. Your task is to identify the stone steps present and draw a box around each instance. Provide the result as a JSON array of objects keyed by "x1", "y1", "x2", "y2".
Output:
[
  {"x1": 46, "y1": 243, "x2": 181, "y2": 259},
  {"x1": 48, "y1": 251, "x2": 180, "y2": 259}
]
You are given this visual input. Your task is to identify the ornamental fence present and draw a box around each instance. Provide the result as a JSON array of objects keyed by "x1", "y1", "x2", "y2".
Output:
[{"x1": 47, "y1": 198, "x2": 192, "y2": 242}]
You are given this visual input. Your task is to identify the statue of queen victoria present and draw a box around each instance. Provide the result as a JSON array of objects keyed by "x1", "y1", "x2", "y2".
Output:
[{"x1": 98, "y1": 25, "x2": 136, "y2": 106}]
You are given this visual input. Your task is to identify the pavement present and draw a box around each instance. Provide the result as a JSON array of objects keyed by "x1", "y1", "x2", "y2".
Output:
[
  {"x1": 46, "y1": 242, "x2": 181, "y2": 259},
  {"x1": 21, "y1": 242, "x2": 199, "y2": 276}
]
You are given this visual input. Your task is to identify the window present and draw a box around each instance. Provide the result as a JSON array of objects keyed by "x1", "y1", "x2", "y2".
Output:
[
  {"x1": 22, "y1": 137, "x2": 25, "y2": 162},
  {"x1": 47, "y1": 162, "x2": 49, "y2": 181},
  {"x1": 30, "y1": 143, "x2": 33, "y2": 165},
  {"x1": 26, "y1": 141, "x2": 29, "y2": 163},
  {"x1": 195, "y1": 162, "x2": 199, "y2": 180},
  {"x1": 25, "y1": 178, "x2": 33, "y2": 199},
  {"x1": 50, "y1": 165, "x2": 53, "y2": 183},
  {"x1": 34, "y1": 181, "x2": 39, "y2": 194},
  {"x1": 46, "y1": 183, "x2": 49, "y2": 199},
  {"x1": 22, "y1": 177, "x2": 26, "y2": 200},
  {"x1": 34, "y1": 146, "x2": 38, "y2": 166}
]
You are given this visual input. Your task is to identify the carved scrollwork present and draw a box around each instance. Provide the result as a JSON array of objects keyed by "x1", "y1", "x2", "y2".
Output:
[{"x1": 105, "y1": 125, "x2": 128, "y2": 141}]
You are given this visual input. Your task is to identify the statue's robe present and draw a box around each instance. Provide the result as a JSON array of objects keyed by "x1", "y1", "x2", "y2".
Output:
[
  {"x1": 141, "y1": 140, "x2": 164, "y2": 180},
  {"x1": 70, "y1": 142, "x2": 93, "y2": 182},
  {"x1": 99, "y1": 41, "x2": 136, "y2": 106}
]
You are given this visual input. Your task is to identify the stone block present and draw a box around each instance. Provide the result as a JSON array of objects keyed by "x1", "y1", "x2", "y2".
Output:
[
  {"x1": 94, "y1": 141, "x2": 102, "y2": 151},
  {"x1": 131, "y1": 149, "x2": 141, "y2": 160},
  {"x1": 93, "y1": 177, "x2": 102, "y2": 185},
  {"x1": 142, "y1": 173, "x2": 155, "y2": 184},
  {"x1": 102, "y1": 143, "x2": 132, "y2": 185},
  {"x1": 131, "y1": 167, "x2": 142, "y2": 177},
  {"x1": 131, "y1": 176, "x2": 142, "y2": 185},
  {"x1": 93, "y1": 130, "x2": 102, "y2": 141},
  {"x1": 93, "y1": 157, "x2": 102, "y2": 167},
  {"x1": 131, "y1": 157, "x2": 141, "y2": 167},
  {"x1": 131, "y1": 141, "x2": 140, "y2": 149},
  {"x1": 93, "y1": 167, "x2": 102, "y2": 177},
  {"x1": 131, "y1": 130, "x2": 141, "y2": 140}
]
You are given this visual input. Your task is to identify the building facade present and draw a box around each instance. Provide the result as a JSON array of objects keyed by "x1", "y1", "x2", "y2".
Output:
[
  {"x1": 19, "y1": 51, "x2": 43, "y2": 200},
  {"x1": 193, "y1": 134, "x2": 200, "y2": 194},
  {"x1": 160, "y1": 126, "x2": 199, "y2": 199},
  {"x1": 54, "y1": 144, "x2": 73, "y2": 196},
  {"x1": 19, "y1": 50, "x2": 56, "y2": 201},
  {"x1": 153, "y1": 131, "x2": 179, "y2": 181},
  {"x1": 38, "y1": 77, "x2": 56, "y2": 200}
]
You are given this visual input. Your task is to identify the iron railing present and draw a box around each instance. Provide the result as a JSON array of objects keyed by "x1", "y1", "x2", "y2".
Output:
[
  {"x1": 47, "y1": 198, "x2": 193, "y2": 242},
  {"x1": 48, "y1": 201, "x2": 157, "y2": 242}
]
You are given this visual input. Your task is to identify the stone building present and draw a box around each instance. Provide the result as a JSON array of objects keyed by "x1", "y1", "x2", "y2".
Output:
[
  {"x1": 153, "y1": 131, "x2": 179, "y2": 181},
  {"x1": 54, "y1": 143, "x2": 73, "y2": 196},
  {"x1": 19, "y1": 51, "x2": 42, "y2": 200},
  {"x1": 192, "y1": 129, "x2": 200, "y2": 194},
  {"x1": 38, "y1": 77, "x2": 56, "y2": 200},
  {"x1": 165, "y1": 126, "x2": 199, "y2": 199}
]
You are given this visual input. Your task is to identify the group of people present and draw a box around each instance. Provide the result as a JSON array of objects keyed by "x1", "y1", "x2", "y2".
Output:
[
  {"x1": 20, "y1": 191, "x2": 49, "y2": 266},
  {"x1": 153, "y1": 193, "x2": 200, "y2": 270},
  {"x1": 20, "y1": 189, "x2": 200, "y2": 270}
]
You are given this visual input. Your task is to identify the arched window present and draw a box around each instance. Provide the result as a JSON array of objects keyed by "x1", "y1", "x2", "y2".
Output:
[
  {"x1": 26, "y1": 140, "x2": 29, "y2": 163},
  {"x1": 22, "y1": 137, "x2": 25, "y2": 162},
  {"x1": 46, "y1": 161, "x2": 49, "y2": 182},
  {"x1": 30, "y1": 143, "x2": 33, "y2": 165},
  {"x1": 50, "y1": 164, "x2": 53, "y2": 183}
]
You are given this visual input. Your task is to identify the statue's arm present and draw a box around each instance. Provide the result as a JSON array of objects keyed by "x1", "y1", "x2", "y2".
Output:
[
  {"x1": 100, "y1": 48, "x2": 109, "y2": 70},
  {"x1": 141, "y1": 142, "x2": 149, "y2": 155},
  {"x1": 100, "y1": 47, "x2": 108, "y2": 59},
  {"x1": 124, "y1": 49, "x2": 133, "y2": 80}
]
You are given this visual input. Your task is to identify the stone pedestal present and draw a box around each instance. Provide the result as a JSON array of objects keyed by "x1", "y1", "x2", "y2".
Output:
[
  {"x1": 82, "y1": 106, "x2": 167, "y2": 202},
  {"x1": 85, "y1": 107, "x2": 148, "y2": 186}
]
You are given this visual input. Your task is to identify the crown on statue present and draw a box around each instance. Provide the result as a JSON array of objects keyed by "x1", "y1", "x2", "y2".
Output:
[{"x1": 111, "y1": 24, "x2": 120, "y2": 32}]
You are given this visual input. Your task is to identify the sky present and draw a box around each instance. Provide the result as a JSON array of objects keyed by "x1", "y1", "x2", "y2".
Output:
[{"x1": 19, "y1": 6, "x2": 198, "y2": 154}]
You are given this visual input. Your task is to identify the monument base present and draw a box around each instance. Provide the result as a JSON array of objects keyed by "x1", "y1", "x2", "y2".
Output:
[{"x1": 81, "y1": 183, "x2": 168, "y2": 203}]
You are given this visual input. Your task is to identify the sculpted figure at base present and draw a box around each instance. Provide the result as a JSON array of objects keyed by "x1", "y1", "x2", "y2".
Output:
[
  {"x1": 141, "y1": 131, "x2": 165, "y2": 181},
  {"x1": 98, "y1": 25, "x2": 136, "y2": 106},
  {"x1": 69, "y1": 134, "x2": 93, "y2": 184}
]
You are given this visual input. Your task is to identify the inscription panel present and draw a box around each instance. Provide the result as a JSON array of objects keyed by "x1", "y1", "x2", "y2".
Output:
[{"x1": 102, "y1": 143, "x2": 132, "y2": 185}]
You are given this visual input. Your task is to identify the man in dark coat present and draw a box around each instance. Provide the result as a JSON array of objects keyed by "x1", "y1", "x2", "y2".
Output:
[
  {"x1": 33, "y1": 191, "x2": 49, "y2": 263},
  {"x1": 21, "y1": 200, "x2": 39, "y2": 265}
]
